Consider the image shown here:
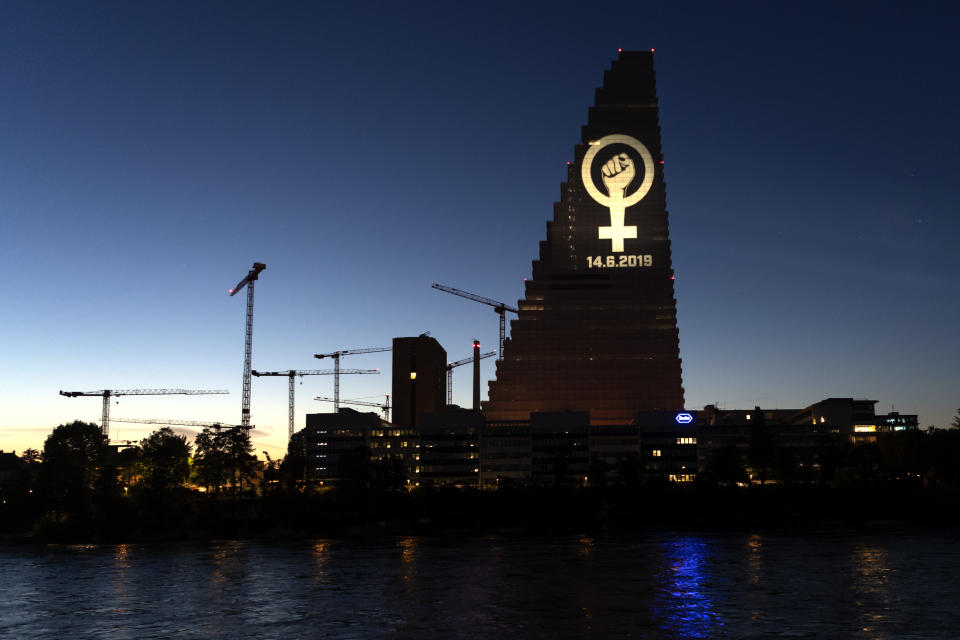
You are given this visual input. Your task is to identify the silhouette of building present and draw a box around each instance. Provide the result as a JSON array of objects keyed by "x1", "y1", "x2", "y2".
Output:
[
  {"x1": 483, "y1": 50, "x2": 683, "y2": 424},
  {"x1": 391, "y1": 335, "x2": 446, "y2": 429},
  {"x1": 305, "y1": 408, "x2": 417, "y2": 484},
  {"x1": 0, "y1": 450, "x2": 22, "y2": 482},
  {"x1": 875, "y1": 411, "x2": 919, "y2": 432},
  {"x1": 299, "y1": 396, "x2": 918, "y2": 486},
  {"x1": 695, "y1": 398, "x2": 922, "y2": 481},
  {"x1": 636, "y1": 412, "x2": 699, "y2": 483},
  {"x1": 419, "y1": 408, "x2": 483, "y2": 487}
]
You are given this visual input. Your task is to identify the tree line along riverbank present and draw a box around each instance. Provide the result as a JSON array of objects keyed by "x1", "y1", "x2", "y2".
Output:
[{"x1": 2, "y1": 420, "x2": 960, "y2": 543}]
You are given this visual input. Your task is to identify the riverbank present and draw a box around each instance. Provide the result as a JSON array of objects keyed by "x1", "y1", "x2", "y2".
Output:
[{"x1": 3, "y1": 483, "x2": 959, "y2": 544}]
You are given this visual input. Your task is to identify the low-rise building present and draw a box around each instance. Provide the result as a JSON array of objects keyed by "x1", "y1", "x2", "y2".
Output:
[
  {"x1": 419, "y1": 408, "x2": 482, "y2": 487},
  {"x1": 305, "y1": 409, "x2": 418, "y2": 485}
]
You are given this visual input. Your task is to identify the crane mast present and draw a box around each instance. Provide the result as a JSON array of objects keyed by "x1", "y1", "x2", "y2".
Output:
[
  {"x1": 430, "y1": 283, "x2": 518, "y2": 360},
  {"x1": 229, "y1": 262, "x2": 266, "y2": 428},
  {"x1": 313, "y1": 347, "x2": 391, "y2": 412},
  {"x1": 58, "y1": 389, "x2": 229, "y2": 439},
  {"x1": 252, "y1": 368, "x2": 379, "y2": 441}
]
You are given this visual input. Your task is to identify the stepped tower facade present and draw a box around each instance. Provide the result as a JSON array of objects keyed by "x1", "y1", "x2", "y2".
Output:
[{"x1": 483, "y1": 51, "x2": 684, "y2": 423}]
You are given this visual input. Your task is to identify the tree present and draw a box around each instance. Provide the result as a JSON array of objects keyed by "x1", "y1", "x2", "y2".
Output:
[
  {"x1": 279, "y1": 431, "x2": 307, "y2": 490},
  {"x1": 952, "y1": 408, "x2": 960, "y2": 430},
  {"x1": 337, "y1": 446, "x2": 372, "y2": 493},
  {"x1": 139, "y1": 427, "x2": 191, "y2": 491},
  {"x1": 193, "y1": 427, "x2": 226, "y2": 492},
  {"x1": 192, "y1": 426, "x2": 255, "y2": 493},
  {"x1": 115, "y1": 445, "x2": 143, "y2": 487},
  {"x1": 39, "y1": 421, "x2": 108, "y2": 514},
  {"x1": 372, "y1": 456, "x2": 408, "y2": 491},
  {"x1": 704, "y1": 445, "x2": 749, "y2": 487},
  {"x1": 222, "y1": 426, "x2": 256, "y2": 491}
]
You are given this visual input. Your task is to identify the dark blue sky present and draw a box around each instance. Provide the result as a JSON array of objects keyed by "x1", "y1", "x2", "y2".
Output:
[{"x1": 2, "y1": 1, "x2": 958, "y2": 455}]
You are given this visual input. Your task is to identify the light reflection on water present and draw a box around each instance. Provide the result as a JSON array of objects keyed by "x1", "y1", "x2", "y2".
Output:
[
  {"x1": 312, "y1": 540, "x2": 328, "y2": 582},
  {"x1": 853, "y1": 544, "x2": 892, "y2": 640},
  {"x1": 1, "y1": 531, "x2": 959, "y2": 639},
  {"x1": 653, "y1": 537, "x2": 720, "y2": 638}
]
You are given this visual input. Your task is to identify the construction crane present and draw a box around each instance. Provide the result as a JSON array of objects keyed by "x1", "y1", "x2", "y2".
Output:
[
  {"x1": 58, "y1": 389, "x2": 229, "y2": 439},
  {"x1": 229, "y1": 261, "x2": 266, "y2": 428},
  {"x1": 431, "y1": 283, "x2": 518, "y2": 359},
  {"x1": 252, "y1": 368, "x2": 380, "y2": 441},
  {"x1": 110, "y1": 417, "x2": 247, "y2": 431},
  {"x1": 446, "y1": 349, "x2": 496, "y2": 405},
  {"x1": 313, "y1": 347, "x2": 391, "y2": 412},
  {"x1": 313, "y1": 395, "x2": 391, "y2": 421}
]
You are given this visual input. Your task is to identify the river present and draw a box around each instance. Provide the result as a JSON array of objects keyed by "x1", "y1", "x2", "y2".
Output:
[{"x1": 1, "y1": 531, "x2": 958, "y2": 638}]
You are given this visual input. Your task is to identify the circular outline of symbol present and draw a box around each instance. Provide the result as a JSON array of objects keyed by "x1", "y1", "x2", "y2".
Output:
[{"x1": 581, "y1": 134, "x2": 654, "y2": 208}]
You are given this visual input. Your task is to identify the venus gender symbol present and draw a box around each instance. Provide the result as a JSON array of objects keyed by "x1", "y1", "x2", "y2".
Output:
[{"x1": 581, "y1": 134, "x2": 655, "y2": 252}]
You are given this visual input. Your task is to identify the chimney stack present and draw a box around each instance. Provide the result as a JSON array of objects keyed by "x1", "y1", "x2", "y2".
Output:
[{"x1": 472, "y1": 340, "x2": 480, "y2": 410}]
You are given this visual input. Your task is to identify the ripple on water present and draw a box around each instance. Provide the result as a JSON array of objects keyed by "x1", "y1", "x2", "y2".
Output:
[{"x1": 1, "y1": 532, "x2": 959, "y2": 639}]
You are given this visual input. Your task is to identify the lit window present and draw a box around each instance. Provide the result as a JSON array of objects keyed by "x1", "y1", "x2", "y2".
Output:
[
  {"x1": 854, "y1": 425, "x2": 876, "y2": 433},
  {"x1": 676, "y1": 437, "x2": 696, "y2": 445},
  {"x1": 745, "y1": 414, "x2": 751, "y2": 420},
  {"x1": 409, "y1": 372, "x2": 417, "y2": 380},
  {"x1": 652, "y1": 449, "x2": 662, "y2": 457}
]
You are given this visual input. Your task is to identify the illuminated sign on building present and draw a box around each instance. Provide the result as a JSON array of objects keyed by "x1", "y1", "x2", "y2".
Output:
[
  {"x1": 675, "y1": 412, "x2": 693, "y2": 424},
  {"x1": 581, "y1": 134, "x2": 654, "y2": 253}
]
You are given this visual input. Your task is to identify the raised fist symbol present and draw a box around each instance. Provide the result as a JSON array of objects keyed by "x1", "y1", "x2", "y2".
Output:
[{"x1": 601, "y1": 153, "x2": 635, "y2": 199}]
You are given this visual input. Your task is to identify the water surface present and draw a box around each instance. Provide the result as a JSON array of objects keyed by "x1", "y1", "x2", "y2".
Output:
[{"x1": 1, "y1": 531, "x2": 957, "y2": 638}]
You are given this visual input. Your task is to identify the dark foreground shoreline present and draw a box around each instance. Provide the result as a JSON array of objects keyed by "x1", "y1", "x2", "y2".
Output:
[{"x1": 3, "y1": 483, "x2": 959, "y2": 545}]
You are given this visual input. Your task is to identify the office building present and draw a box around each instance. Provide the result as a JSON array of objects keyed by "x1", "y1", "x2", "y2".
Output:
[
  {"x1": 392, "y1": 335, "x2": 446, "y2": 429},
  {"x1": 484, "y1": 50, "x2": 684, "y2": 424}
]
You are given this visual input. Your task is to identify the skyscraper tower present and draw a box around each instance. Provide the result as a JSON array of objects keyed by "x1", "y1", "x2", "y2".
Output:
[{"x1": 483, "y1": 51, "x2": 684, "y2": 424}]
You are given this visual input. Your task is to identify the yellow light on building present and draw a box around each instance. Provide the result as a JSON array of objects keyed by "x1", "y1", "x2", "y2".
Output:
[{"x1": 409, "y1": 372, "x2": 417, "y2": 380}]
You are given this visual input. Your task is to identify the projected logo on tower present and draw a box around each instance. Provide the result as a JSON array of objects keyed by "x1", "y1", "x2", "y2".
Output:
[{"x1": 581, "y1": 134, "x2": 654, "y2": 268}]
